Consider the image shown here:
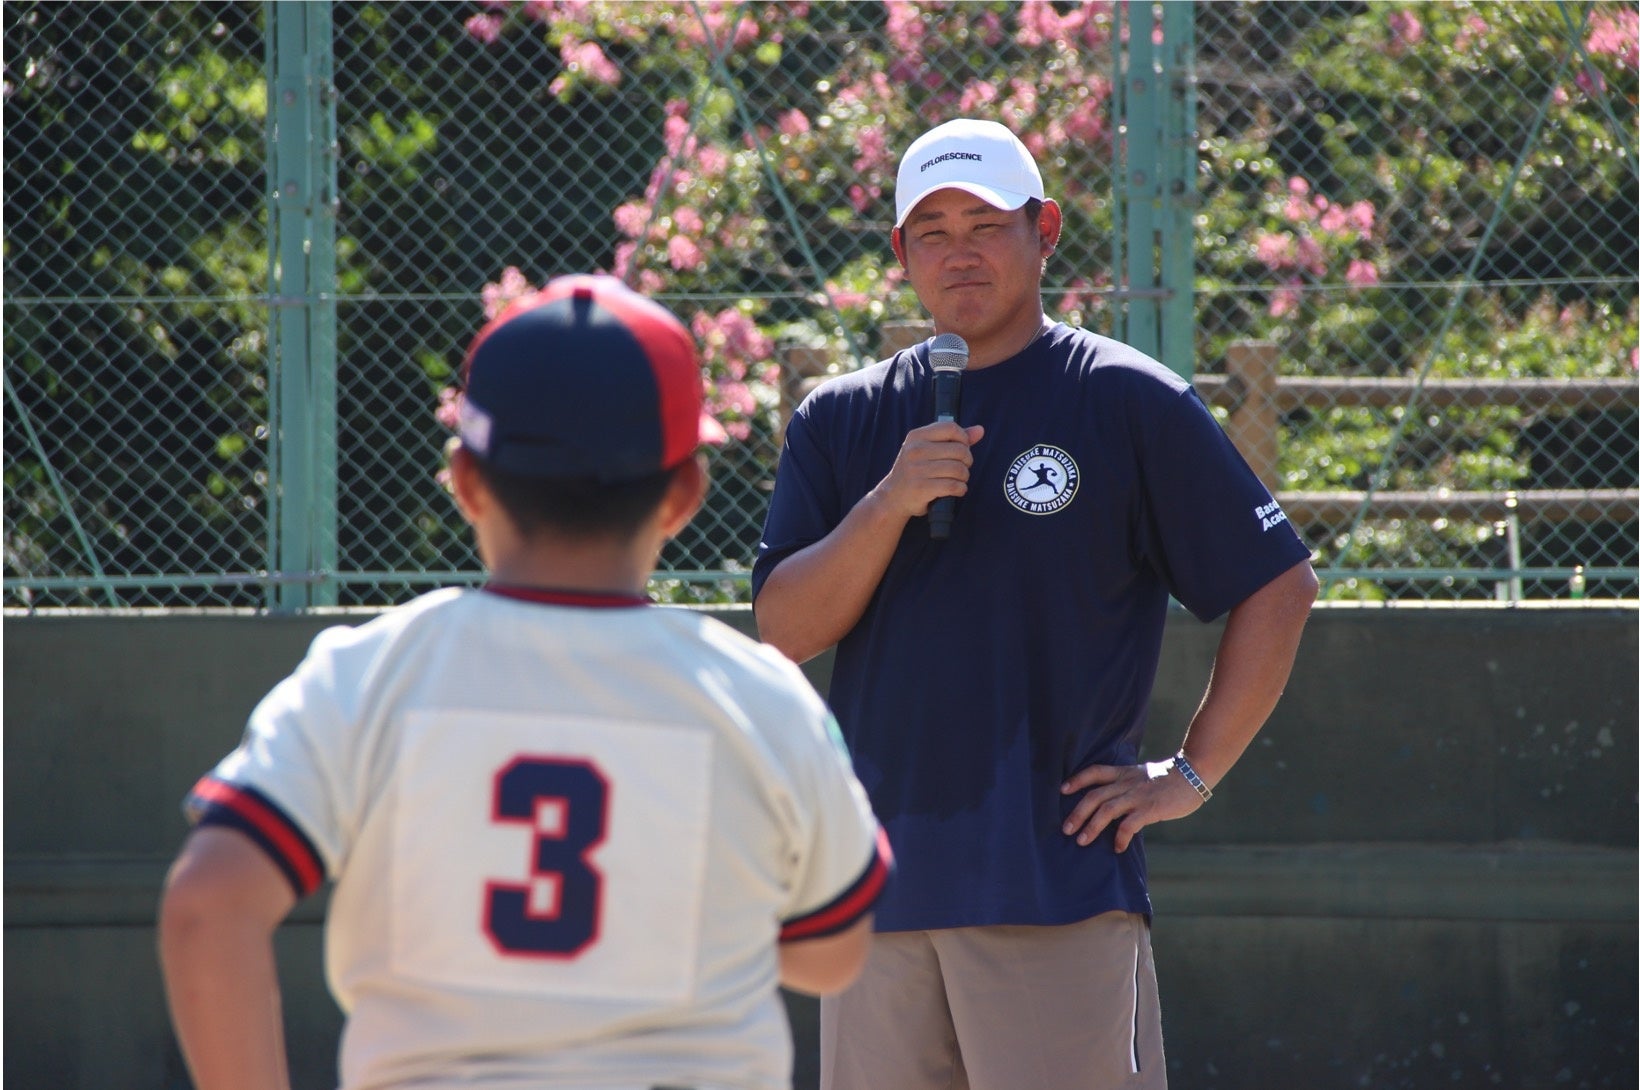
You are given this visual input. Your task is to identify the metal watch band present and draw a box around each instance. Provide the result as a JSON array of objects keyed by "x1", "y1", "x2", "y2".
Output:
[{"x1": 1172, "y1": 752, "x2": 1213, "y2": 801}]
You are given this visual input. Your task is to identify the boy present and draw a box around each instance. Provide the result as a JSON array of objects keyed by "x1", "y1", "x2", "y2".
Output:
[{"x1": 159, "y1": 274, "x2": 890, "y2": 1090}]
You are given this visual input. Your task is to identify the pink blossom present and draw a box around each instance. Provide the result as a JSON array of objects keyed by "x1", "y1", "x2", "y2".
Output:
[
  {"x1": 464, "y1": 13, "x2": 504, "y2": 45},
  {"x1": 848, "y1": 183, "x2": 880, "y2": 214},
  {"x1": 1587, "y1": 10, "x2": 1639, "y2": 69},
  {"x1": 613, "y1": 202, "x2": 650, "y2": 239},
  {"x1": 1080, "y1": 3, "x2": 1113, "y2": 49},
  {"x1": 481, "y1": 266, "x2": 534, "y2": 319},
  {"x1": 667, "y1": 235, "x2": 704, "y2": 271},
  {"x1": 1254, "y1": 232, "x2": 1296, "y2": 269},
  {"x1": 673, "y1": 207, "x2": 705, "y2": 236},
  {"x1": 885, "y1": 1, "x2": 925, "y2": 53},
  {"x1": 961, "y1": 80, "x2": 1000, "y2": 112},
  {"x1": 1282, "y1": 178, "x2": 1317, "y2": 223},
  {"x1": 1269, "y1": 284, "x2": 1302, "y2": 318},
  {"x1": 1016, "y1": 0, "x2": 1078, "y2": 48},
  {"x1": 975, "y1": 11, "x2": 1005, "y2": 46},
  {"x1": 563, "y1": 39, "x2": 620, "y2": 86},
  {"x1": 715, "y1": 380, "x2": 756, "y2": 416},
  {"x1": 663, "y1": 116, "x2": 695, "y2": 157},
  {"x1": 1576, "y1": 68, "x2": 1607, "y2": 97},
  {"x1": 634, "y1": 268, "x2": 665, "y2": 294},
  {"x1": 1454, "y1": 16, "x2": 1489, "y2": 52},
  {"x1": 778, "y1": 109, "x2": 810, "y2": 136},
  {"x1": 1319, "y1": 203, "x2": 1349, "y2": 233},
  {"x1": 853, "y1": 126, "x2": 889, "y2": 175},
  {"x1": 1004, "y1": 77, "x2": 1039, "y2": 124},
  {"x1": 693, "y1": 308, "x2": 773, "y2": 365},
  {"x1": 434, "y1": 386, "x2": 463, "y2": 431},
  {"x1": 1344, "y1": 260, "x2": 1379, "y2": 289},
  {"x1": 1348, "y1": 201, "x2": 1376, "y2": 235},
  {"x1": 718, "y1": 309, "x2": 772, "y2": 360},
  {"x1": 1065, "y1": 92, "x2": 1109, "y2": 143},
  {"x1": 697, "y1": 145, "x2": 729, "y2": 177},
  {"x1": 1295, "y1": 236, "x2": 1327, "y2": 277},
  {"x1": 611, "y1": 241, "x2": 638, "y2": 280},
  {"x1": 522, "y1": 1, "x2": 559, "y2": 23},
  {"x1": 1387, "y1": 10, "x2": 1422, "y2": 50}
]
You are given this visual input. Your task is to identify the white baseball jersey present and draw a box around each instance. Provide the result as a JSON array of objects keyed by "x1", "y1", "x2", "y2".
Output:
[{"x1": 186, "y1": 586, "x2": 889, "y2": 1090}]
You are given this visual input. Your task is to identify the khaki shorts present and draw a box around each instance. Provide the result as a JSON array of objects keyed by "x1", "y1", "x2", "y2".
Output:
[{"x1": 820, "y1": 911, "x2": 1167, "y2": 1090}]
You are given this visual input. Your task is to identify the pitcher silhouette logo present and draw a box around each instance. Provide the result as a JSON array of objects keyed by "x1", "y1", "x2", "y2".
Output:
[{"x1": 1004, "y1": 444, "x2": 1079, "y2": 515}]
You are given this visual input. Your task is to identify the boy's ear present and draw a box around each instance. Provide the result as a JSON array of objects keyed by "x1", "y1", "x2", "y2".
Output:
[
  {"x1": 658, "y1": 453, "x2": 710, "y2": 539},
  {"x1": 447, "y1": 440, "x2": 487, "y2": 526}
]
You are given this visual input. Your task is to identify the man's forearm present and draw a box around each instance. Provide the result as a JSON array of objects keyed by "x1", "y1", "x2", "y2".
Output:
[{"x1": 1179, "y1": 560, "x2": 1319, "y2": 786}]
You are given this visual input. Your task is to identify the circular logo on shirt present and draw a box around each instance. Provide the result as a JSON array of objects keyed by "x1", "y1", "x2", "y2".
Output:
[{"x1": 1003, "y1": 444, "x2": 1079, "y2": 515}]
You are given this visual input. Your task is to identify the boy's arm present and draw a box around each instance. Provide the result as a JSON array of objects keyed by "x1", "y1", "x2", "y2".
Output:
[
  {"x1": 158, "y1": 825, "x2": 299, "y2": 1090},
  {"x1": 778, "y1": 914, "x2": 874, "y2": 996}
]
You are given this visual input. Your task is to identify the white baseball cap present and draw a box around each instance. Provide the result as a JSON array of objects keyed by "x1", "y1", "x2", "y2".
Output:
[{"x1": 893, "y1": 118, "x2": 1045, "y2": 229}]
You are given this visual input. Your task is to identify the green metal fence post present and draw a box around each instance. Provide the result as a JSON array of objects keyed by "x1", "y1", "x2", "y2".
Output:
[
  {"x1": 1159, "y1": 1, "x2": 1197, "y2": 380},
  {"x1": 308, "y1": 0, "x2": 339, "y2": 607},
  {"x1": 1120, "y1": 2, "x2": 1161, "y2": 360},
  {"x1": 267, "y1": 1, "x2": 338, "y2": 610}
]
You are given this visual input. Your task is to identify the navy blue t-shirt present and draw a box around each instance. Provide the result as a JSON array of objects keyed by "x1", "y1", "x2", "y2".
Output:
[{"x1": 752, "y1": 324, "x2": 1311, "y2": 931}]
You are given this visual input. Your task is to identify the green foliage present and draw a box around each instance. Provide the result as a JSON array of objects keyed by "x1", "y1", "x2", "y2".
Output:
[{"x1": 4, "y1": 0, "x2": 1635, "y2": 606}]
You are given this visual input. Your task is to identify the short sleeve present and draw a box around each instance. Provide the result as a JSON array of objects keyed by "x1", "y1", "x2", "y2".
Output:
[
  {"x1": 752, "y1": 399, "x2": 843, "y2": 599},
  {"x1": 776, "y1": 703, "x2": 892, "y2": 942},
  {"x1": 183, "y1": 625, "x2": 360, "y2": 898},
  {"x1": 1138, "y1": 388, "x2": 1313, "y2": 622}
]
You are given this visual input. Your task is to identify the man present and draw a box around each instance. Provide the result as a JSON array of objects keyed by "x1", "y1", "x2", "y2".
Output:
[
  {"x1": 753, "y1": 119, "x2": 1318, "y2": 1090},
  {"x1": 159, "y1": 274, "x2": 892, "y2": 1090}
]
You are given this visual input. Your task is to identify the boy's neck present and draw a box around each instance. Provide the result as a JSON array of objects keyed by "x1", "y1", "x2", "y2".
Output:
[{"x1": 483, "y1": 539, "x2": 657, "y2": 598}]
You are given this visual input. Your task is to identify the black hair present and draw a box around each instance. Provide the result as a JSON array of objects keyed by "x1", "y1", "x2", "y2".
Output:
[{"x1": 469, "y1": 455, "x2": 684, "y2": 540}]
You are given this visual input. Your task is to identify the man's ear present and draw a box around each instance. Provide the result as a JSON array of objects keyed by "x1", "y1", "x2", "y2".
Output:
[
  {"x1": 890, "y1": 225, "x2": 907, "y2": 269},
  {"x1": 1038, "y1": 198, "x2": 1063, "y2": 257},
  {"x1": 658, "y1": 453, "x2": 710, "y2": 539}
]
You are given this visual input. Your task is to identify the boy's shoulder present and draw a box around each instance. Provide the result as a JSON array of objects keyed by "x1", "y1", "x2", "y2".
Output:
[{"x1": 653, "y1": 606, "x2": 814, "y2": 690}]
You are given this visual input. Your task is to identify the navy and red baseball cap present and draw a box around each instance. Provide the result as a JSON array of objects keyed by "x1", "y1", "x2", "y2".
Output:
[{"x1": 457, "y1": 274, "x2": 727, "y2": 481}]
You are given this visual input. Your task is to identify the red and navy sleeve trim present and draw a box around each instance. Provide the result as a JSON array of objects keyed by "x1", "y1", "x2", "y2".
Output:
[
  {"x1": 780, "y1": 827, "x2": 893, "y2": 942},
  {"x1": 186, "y1": 776, "x2": 326, "y2": 899}
]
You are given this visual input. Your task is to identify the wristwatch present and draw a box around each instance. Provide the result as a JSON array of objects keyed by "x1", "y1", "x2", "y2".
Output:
[
  {"x1": 1144, "y1": 753, "x2": 1213, "y2": 802},
  {"x1": 1170, "y1": 752, "x2": 1214, "y2": 801}
]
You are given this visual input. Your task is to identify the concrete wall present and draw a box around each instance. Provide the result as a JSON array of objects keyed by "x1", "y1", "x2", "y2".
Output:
[{"x1": 5, "y1": 604, "x2": 1635, "y2": 1089}]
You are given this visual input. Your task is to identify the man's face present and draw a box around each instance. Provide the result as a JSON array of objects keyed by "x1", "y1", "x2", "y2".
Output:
[{"x1": 893, "y1": 188, "x2": 1058, "y2": 355}]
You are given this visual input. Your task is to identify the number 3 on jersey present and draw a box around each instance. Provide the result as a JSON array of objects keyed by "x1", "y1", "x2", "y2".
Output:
[{"x1": 485, "y1": 757, "x2": 608, "y2": 958}]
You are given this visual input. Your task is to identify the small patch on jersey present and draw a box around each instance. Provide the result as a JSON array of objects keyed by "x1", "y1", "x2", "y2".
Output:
[{"x1": 1004, "y1": 444, "x2": 1080, "y2": 515}]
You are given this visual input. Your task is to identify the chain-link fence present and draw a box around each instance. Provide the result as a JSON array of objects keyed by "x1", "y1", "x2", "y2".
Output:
[{"x1": 6, "y1": 0, "x2": 1636, "y2": 610}]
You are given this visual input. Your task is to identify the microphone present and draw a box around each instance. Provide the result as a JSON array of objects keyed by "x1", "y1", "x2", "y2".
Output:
[{"x1": 927, "y1": 333, "x2": 969, "y2": 540}]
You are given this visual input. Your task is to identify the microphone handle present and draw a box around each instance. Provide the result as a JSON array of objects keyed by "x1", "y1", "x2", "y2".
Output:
[{"x1": 929, "y1": 372, "x2": 962, "y2": 540}]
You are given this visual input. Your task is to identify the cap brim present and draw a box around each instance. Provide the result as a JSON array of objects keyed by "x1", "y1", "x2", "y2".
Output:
[{"x1": 894, "y1": 181, "x2": 1035, "y2": 228}]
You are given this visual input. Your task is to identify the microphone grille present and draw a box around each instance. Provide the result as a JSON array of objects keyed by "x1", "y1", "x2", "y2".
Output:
[{"x1": 929, "y1": 333, "x2": 970, "y2": 373}]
